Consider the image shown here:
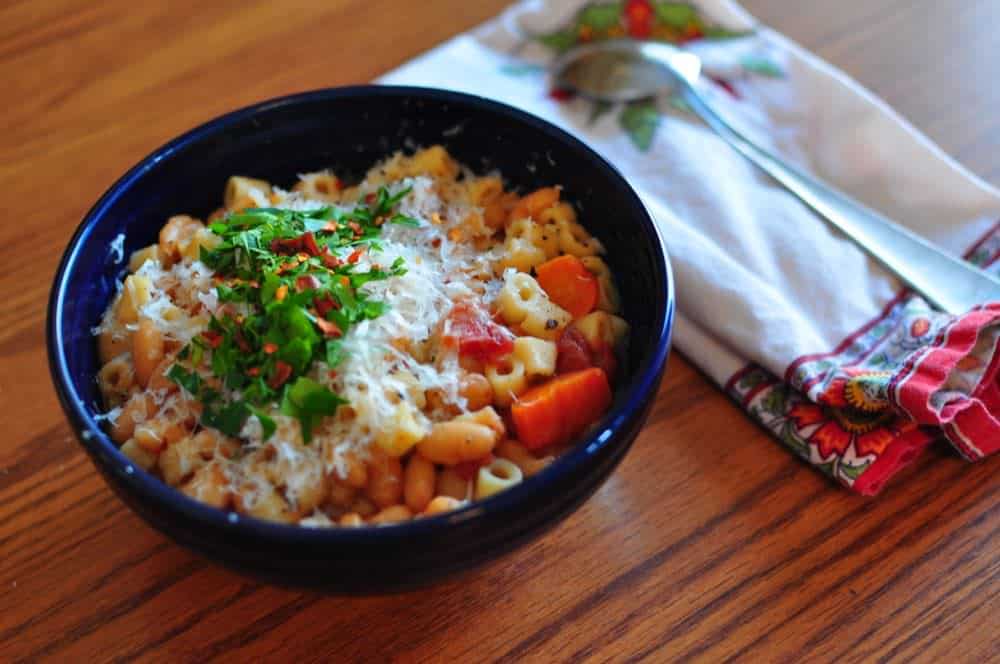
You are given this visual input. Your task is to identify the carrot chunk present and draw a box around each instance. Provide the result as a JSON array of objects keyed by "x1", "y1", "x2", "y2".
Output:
[
  {"x1": 511, "y1": 367, "x2": 612, "y2": 450},
  {"x1": 536, "y1": 255, "x2": 599, "y2": 318}
]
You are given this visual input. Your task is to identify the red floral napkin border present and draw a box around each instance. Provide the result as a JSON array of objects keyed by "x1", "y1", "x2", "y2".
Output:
[{"x1": 726, "y1": 224, "x2": 1000, "y2": 494}]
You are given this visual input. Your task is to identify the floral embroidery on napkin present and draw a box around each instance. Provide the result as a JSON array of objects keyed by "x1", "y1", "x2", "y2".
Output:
[
  {"x1": 727, "y1": 225, "x2": 1000, "y2": 493},
  {"x1": 503, "y1": 1, "x2": 784, "y2": 151}
]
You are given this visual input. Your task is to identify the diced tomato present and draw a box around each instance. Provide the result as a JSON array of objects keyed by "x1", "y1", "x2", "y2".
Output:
[
  {"x1": 263, "y1": 342, "x2": 278, "y2": 355},
  {"x1": 556, "y1": 326, "x2": 592, "y2": 374},
  {"x1": 445, "y1": 301, "x2": 514, "y2": 362},
  {"x1": 591, "y1": 342, "x2": 618, "y2": 380},
  {"x1": 246, "y1": 366, "x2": 261, "y2": 377},
  {"x1": 454, "y1": 454, "x2": 494, "y2": 481},
  {"x1": 556, "y1": 326, "x2": 618, "y2": 379}
]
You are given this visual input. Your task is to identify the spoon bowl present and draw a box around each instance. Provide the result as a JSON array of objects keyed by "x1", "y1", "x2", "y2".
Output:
[{"x1": 553, "y1": 40, "x2": 701, "y2": 103}]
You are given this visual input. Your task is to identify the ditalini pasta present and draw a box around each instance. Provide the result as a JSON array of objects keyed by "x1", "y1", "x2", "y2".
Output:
[{"x1": 95, "y1": 146, "x2": 629, "y2": 526}]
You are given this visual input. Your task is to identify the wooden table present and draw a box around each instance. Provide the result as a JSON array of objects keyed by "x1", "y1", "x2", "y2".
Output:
[{"x1": 2, "y1": 1, "x2": 998, "y2": 661}]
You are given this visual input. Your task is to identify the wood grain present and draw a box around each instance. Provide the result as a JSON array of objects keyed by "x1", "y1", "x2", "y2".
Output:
[{"x1": 2, "y1": 1, "x2": 998, "y2": 661}]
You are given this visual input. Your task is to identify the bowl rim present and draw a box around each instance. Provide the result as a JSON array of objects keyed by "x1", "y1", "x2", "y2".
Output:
[{"x1": 46, "y1": 84, "x2": 674, "y2": 544}]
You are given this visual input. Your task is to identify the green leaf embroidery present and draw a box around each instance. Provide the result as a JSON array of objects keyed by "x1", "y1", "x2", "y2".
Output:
[
  {"x1": 741, "y1": 55, "x2": 785, "y2": 78},
  {"x1": 761, "y1": 387, "x2": 788, "y2": 417},
  {"x1": 587, "y1": 100, "x2": 615, "y2": 126},
  {"x1": 653, "y1": 2, "x2": 697, "y2": 29},
  {"x1": 500, "y1": 63, "x2": 546, "y2": 76},
  {"x1": 779, "y1": 420, "x2": 810, "y2": 459},
  {"x1": 702, "y1": 26, "x2": 753, "y2": 40},
  {"x1": 815, "y1": 460, "x2": 837, "y2": 478},
  {"x1": 668, "y1": 94, "x2": 691, "y2": 113},
  {"x1": 536, "y1": 30, "x2": 578, "y2": 54},
  {"x1": 738, "y1": 370, "x2": 765, "y2": 392},
  {"x1": 839, "y1": 462, "x2": 871, "y2": 482},
  {"x1": 619, "y1": 101, "x2": 661, "y2": 152},
  {"x1": 577, "y1": 2, "x2": 624, "y2": 31},
  {"x1": 969, "y1": 246, "x2": 991, "y2": 267}
]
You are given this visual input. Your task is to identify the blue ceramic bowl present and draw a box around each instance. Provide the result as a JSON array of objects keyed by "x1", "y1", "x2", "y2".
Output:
[{"x1": 47, "y1": 86, "x2": 673, "y2": 593}]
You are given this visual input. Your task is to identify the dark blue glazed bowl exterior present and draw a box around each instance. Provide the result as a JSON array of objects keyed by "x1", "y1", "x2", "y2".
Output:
[{"x1": 47, "y1": 86, "x2": 673, "y2": 593}]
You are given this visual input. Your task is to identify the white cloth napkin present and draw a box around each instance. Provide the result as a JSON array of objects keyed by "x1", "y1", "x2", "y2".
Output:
[{"x1": 379, "y1": 0, "x2": 1000, "y2": 494}]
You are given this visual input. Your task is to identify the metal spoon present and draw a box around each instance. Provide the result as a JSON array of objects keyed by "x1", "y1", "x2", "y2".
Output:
[{"x1": 553, "y1": 40, "x2": 1000, "y2": 315}]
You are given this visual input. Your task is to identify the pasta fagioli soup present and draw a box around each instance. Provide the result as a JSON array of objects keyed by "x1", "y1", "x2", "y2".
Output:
[{"x1": 95, "y1": 146, "x2": 628, "y2": 526}]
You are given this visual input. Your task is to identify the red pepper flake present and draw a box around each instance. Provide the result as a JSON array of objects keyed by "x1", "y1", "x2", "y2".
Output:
[
  {"x1": 313, "y1": 292, "x2": 339, "y2": 318},
  {"x1": 328, "y1": 370, "x2": 338, "y2": 380},
  {"x1": 200, "y1": 330, "x2": 224, "y2": 348},
  {"x1": 431, "y1": 237, "x2": 442, "y2": 248},
  {"x1": 246, "y1": 367, "x2": 261, "y2": 377},
  {"x1": 347, "y1": 246, "x2": 366, "y2": 264},
  {"x1": 322, "y1": 220, "x2": 339, "y2": 232},
  {"x1": 364, "y1": 192, "x2": 376, "y2": 205},
  {"x1": 275, "y1": 284, "x2": 288, "y2": 301},
  {"x1": 302, "y1": 231, "x2": 321, "y2": 256},
  {"x1": 316, "y1": 317, "x2": 343, "y2": 338},
  {"x1": 445, "y1": 301, "x2": 515, "y2": 361},
  {"x1": 270, "y1": 236, "x2": 303, "y2": 255},
  {"x1": 340, "y1": 276, "x2": 351, "y2": 287},
  {"x1": 320, "y1": 248, "x2": 343, "y2": 269},
  {"x1": 548, "y1": 87, "x2": 576, "y2": 102},
  {"x1": 263, "y1": 342, "x2": 278, "y2": 355},
  {"x1": 347, "y1": 221, "x2": 363, "y2": 236},
  {"x1": 268, "y1": 360, "x2": 293, "y2": 389},
  {"x1": 234, "y1": 329, "x2": 252, "y2": 353},
  {"x1": 295, "y1": 274, "x2": 320, "y2": 292}
]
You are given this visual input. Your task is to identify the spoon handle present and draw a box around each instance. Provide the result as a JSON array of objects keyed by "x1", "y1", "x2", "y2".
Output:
[{"x1": 679, "y1": 84, "x2": 1000, "y2": 315}]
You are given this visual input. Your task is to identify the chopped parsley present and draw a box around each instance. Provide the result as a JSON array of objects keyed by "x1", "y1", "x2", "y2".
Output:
[{"x1": 169, "y1": 186, "x2": 414, "y2": 442}]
